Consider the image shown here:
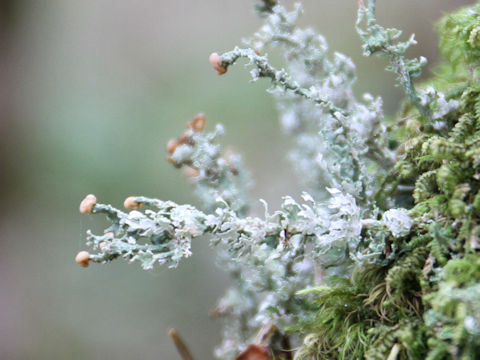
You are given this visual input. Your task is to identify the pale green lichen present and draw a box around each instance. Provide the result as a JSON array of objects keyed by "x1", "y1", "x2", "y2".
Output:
[
  {"x1": 77, "y1": 1, "x2": 480, "y2": 359},
  {"x1": 220, "y1": 3, "x2": 392, "y2": 203}
]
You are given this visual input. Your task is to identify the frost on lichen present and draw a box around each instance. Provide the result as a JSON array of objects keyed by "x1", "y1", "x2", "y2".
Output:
[{"x1": 77, "y1": 0, "x2": 480, "y2": 359}]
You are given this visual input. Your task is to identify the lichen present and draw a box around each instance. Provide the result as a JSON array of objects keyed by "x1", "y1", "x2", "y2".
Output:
[{"x1": 76, "y1": 1, "x2": 480, "y2": 359}]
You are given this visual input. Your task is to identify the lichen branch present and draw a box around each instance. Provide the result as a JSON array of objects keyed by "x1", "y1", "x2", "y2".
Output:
[
  {"x1": 215, "y1": 47, "x2": 346, "y2": 118},
  {"x1": 356, "y1": 0, "x2": 430, "y2": 119}
]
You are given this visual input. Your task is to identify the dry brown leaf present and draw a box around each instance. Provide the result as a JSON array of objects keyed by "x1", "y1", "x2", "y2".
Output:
[{"x1": 235, "y1": 344, "x2": 271, "y2": 360}]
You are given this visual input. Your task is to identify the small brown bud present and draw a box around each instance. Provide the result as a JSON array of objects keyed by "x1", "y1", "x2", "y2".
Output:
[
  {"x1": 224, "y1": 149, "x2": 239, "y2": 175},
  {"x1": 167, "y1": 157, "x2": 182, "y2": 168},
  {"x1": 184, "y1": 166, "x2": 200, "y2": 178},
  {"x1": 209, "y1": 52, "x2": 227, "y2": 75},
  {"x1": 75, "y1": 251, "x2": 90, "y2": 268},
  {"x1": 177, "y1": 135, "x2": 188, "y2": 146},
  {"x1": 187, "y1": 113, "x2": 206, "y2": 132},
  {"x1": 124, "y1": 196, "x2": 142, "y2": 210},
  {"x1": 166, "y1": 139, "x2": 178, "y2": 155},
  {"x1": 99, "y1": 232, "x2": 113, "y2": 250},
  {"x1": 79, "y1": 194, "x2": 97, "y2": 214}
]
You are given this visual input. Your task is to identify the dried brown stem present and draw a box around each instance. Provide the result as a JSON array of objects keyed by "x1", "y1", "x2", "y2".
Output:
[{"x1": 168, "y1": 328, "x2": 194, "y2": 360}]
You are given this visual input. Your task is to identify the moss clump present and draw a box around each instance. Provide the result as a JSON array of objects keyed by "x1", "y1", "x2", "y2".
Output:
[{"x1": 295, "y1": 4, "x2": 480, "y2": 359}]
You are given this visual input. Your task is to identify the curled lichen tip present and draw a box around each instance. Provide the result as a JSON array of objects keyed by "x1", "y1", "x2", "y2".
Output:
[
  {"x1": 79, "y1": 194, "x2": 97, "y2": 214},
  {"x1": 187, "y1": 113, "x2": 207, "y2": 132},
  {"x1": 75, "y1": 250, "x2": 90, "y2": 268},
  {"x1": 166, "y1": 139, "x2": 178, "y2": 155},
  {"x1": 209, "y1": 52, "x2": 227, "y2": 75},
  {"x1": 124, "y1": 196, "x2": 142, "y2": 210}
]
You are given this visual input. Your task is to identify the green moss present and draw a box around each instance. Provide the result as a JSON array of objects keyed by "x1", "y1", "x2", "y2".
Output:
[
  {"x1": 437, "y1": 3, "x2": 480, "y2": 68},
  {"x1": 295, "y1": 3, "x2": 480, "y2": 359}
]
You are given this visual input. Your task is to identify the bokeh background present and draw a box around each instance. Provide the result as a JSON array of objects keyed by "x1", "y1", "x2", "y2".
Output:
[{"x1": 0, "y1": 1, "x2": 475, "y2": 359}]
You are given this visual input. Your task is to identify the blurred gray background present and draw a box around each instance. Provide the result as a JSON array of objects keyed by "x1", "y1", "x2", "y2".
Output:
[{"x1": 0, "y1": 0, "x2": 474, "y2": 359}]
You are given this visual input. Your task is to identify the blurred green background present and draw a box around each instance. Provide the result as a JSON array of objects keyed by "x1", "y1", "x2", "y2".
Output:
[{"x1": 0, "y1": 1, "x2": 474, "y2": 359}]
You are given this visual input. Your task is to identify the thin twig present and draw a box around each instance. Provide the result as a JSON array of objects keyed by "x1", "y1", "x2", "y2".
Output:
[
  {"x1": 168, "y1": 328, "x2": 195, "y2": 360},
  {"x1": 254, "y1": 322, "x2": 276, "y2": 346}
]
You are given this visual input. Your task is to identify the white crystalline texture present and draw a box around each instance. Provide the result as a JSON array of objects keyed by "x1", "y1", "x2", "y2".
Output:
[{"x1": 382, "y1": 208, "x2": 413, "y2": 237}]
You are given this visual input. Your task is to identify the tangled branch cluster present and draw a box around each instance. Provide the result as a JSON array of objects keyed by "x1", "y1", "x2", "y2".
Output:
[{"x1": 76, "y1": 1, "x2": 480, "y2": 359}]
